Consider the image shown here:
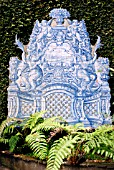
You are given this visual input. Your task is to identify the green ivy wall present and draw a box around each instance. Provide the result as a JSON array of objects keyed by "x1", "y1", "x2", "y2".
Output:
[{"x1": 0, "y1": 0, "x2": 114, "y2": 123}]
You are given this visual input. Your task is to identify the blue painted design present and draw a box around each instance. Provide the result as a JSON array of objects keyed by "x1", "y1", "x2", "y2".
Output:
[{"x1": 7, "y1": 8, "x2": 112, "y2": 127}]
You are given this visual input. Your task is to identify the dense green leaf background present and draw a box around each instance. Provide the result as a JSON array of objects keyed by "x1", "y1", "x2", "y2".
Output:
[{"x1": 0, "y1": 0, "x2": 114, "y2": 123}]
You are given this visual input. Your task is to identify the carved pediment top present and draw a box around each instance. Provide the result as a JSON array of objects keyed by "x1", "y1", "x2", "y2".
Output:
[{"x1": 12, "y1": 8, "x2": 109, "y2": 94}]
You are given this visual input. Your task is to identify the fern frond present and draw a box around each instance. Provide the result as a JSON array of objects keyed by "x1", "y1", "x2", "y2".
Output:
[
  {"x1": 3, "y1": 124, "x2": 16, "y2": 135},
  {"x1": 92, "y1": 146, "x2": 114, "y2": 160},
  {"x1": 0, "y1": 137, "x2": 9, "y2": 144},
  {"x1": 23, "y1": 111, "x2": 45, "y2": 130},
  {"x1": 3, "y1": 121, "x2": 22, "y2": 135},
  {"x1": 9, "y1": 134, "x2": 20, "y2": 152},
  {"x1": 83, "y1": 125, "x2": 114, "y2": 160},
  {"x1": 0, "y1": 117, "x2": 19, "y2": 137},
  {"x1": 46, "y1": 135, "x2": 76, "y2": 170},
  {"x1": 64, "y1": 123, "x2": 84, "y2": 134},
  {"x1": 95, "y1": 125, "x2": 114, "y2": 134},
  {"x1": 31, "y1": 117, "x2": 64, "y2": 133},
  {"x1": 26, "y1": 131, "x2": 48, "y2": 160}
]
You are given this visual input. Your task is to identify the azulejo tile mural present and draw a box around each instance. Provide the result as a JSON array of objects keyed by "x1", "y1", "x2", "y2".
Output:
[{"x1": 7, "y1": 8, "x2": 112, "y2": 127}]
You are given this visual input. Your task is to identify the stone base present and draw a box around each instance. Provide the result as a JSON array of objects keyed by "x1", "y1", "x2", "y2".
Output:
[{"x1": 0, "y1": 151, "x2": 114, "y2": 170}]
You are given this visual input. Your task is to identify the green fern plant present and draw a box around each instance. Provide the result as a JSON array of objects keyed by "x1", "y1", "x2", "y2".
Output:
[
  {"x1": 31, "y1": 116, "x2": 64, "y2": 133},
  {"x1": 25, "y1": 115, "x2": 87, "y2": 169},
  {"x1": 0, "y1": 116, "x2": 29, "y2": 152},
  {"x1": 0, "y1": 112, "x2": 114, "y2": 170},
  {"x1": 25, "y1": 114, "x2": 114, "y2": 170},
  {"x1": 0, "y1": 117, "x2": 18, "y2": 137},
  {"x1": 26, "y1": 131, "x2": 48, "y2": 160},
  {"x1": 0, "y1": 117, "x2": 22, "y2": 147},
  {"x1": 0, "y1": 137, "x2": 9, "y2": 144},
  {"x1": 83, "y1": 125, "x2": 114, "y2": 160},
  {"x1": 46, "y1": 135, "x2": 76, "y2": 170},
  {"x1": 23, "y1": 111, "x2": 45, "y2": 130},
  {"x1": 9, "y1": 133, "x2": 20, "y2": 152}
]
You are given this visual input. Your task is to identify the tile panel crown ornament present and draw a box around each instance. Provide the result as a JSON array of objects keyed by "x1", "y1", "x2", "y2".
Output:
[{"x1": 49, "y1": 8, "x2": 70, "y2": 25}]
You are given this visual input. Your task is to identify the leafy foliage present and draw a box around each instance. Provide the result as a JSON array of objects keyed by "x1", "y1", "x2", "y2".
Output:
[
  {"x1": 0, "y1": 112, "x2": 114, "y2": 170},
  {"x1": 0, "y1": 117, "x2": 19, "y2": 137},
  {"x1": 23, "y1": 111, "x2": 45, "y2": 130},
  {"x1": 47, "y1": 135, "x2": 76, "y2": 170},
  {"x1": 83, "y1": 125, "x2": 114, "y2": 160},
  {"x1": 0, "y1": 117, "x2": 23, "y2": 151},
  {"x1": 9, "y1": 134, "x2": 20, "y2": 152},
  {"x1": 26, "y1": 131, "x2": 48, "y2": 160},
  {"x1": 0, "y1": 137, "x2": 9, "y2": 145},
  {"x1": 31, "y1": 116, "x2": 64, "y2": 133}
]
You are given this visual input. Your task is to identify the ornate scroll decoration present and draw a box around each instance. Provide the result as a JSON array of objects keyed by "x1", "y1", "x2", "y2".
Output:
[{"x1": 7, "y1": 8, "x2": 111, "y2": 127}]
